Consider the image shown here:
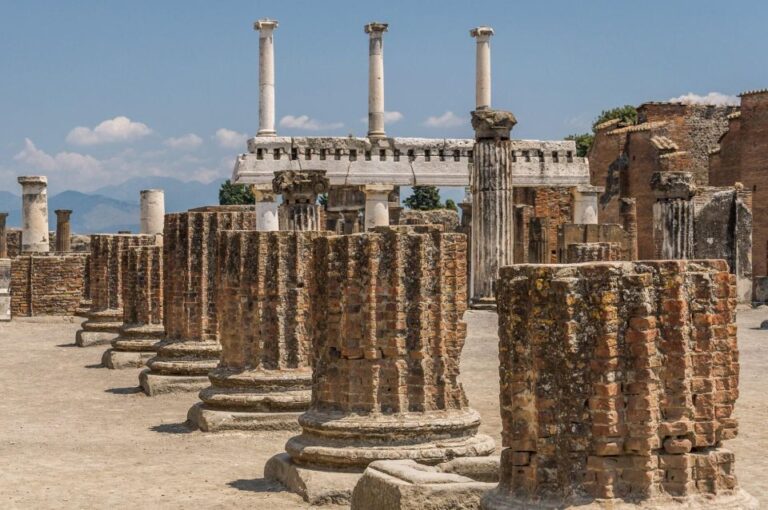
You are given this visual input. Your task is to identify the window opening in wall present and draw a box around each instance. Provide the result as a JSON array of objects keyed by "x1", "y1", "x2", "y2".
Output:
[
  {"x1": 334, "y1": 149, "x2": 342, "y2": 160},
  {"x1": 320, "y1": 149, "x2": 327, "y2": 160},
  {"x1": 364, "y1": 151, "x2": 371, "y2": 161},
  {"x1": 350, "y1": 150, "x2": 357, "y2": 161},
  {"x1": 408, "y1": 150, "x2": 415, "y2": 162},
  {"x1": 379, "y1": 149, "x2": 386, "y2": 161},
  {"x1": 552, "y1": 151, "x2": 559, "y2": 163},
  {"x1": 305, "y1": 149, "x2": 312, "y2": 160},
  {"x1": 291, "y1": 148, "x2": 298, "y2": 160},
  {"x1": 453, "y1": 150, "x2": 461, "y2": 162},
  {"x1": 256, "y1": 149, "x2": 264, "y2": 160},
  {"x1": 394, "y1": 149, "x2": 401, "y2": 162},
  {"x1": 273, "y1": 149, "x2": 281, "y2": 160},
  {"x1": 425, "y1": 150, "x2": 431, "y2": 162}
]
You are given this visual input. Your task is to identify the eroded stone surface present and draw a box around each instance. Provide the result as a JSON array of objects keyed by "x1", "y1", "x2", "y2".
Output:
[{"x1": 484, "y1": 260, "x2": 756, "y2": 509}]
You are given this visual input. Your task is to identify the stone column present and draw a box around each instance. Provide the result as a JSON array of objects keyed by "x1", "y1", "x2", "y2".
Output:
[
  {"x1": 0, "y1": 212, "x2": 8, "y2": 259},
  {"x1": 102, "y1": 244, "x2": 164, "y2": 369},
  {"x1": 254, "y1": 19, "x2": 278, "y2": 137},
  {"x1": 266, "y1": 226, "x2": 494, "y2": 505},
  {"x1": 470, "y1": 109, "x2": 517, "y2": 308},
  {"x1": 273, "y1": 170, "x2": 329, "y2": 231},
  {"x1": 75, "y1": 234, "x2": 157, "y2": 347},
  {"x1": 485, "y1": 260, "x2": 756, "y2": 509},
  {"x1": 365, "y1": 22, "x2": 388, "y2": 138},
  {"x1": 139, "y1": 206, "x2": 257, "y2": 396},
  {"x1": 651, "y1": 171, "x2": 696, "y2": 260},
  {"x1": 363, "y1": 184, "x2": 392, "y2": 230},
  {"x1": 620, "y1": 197, "x2": 638, "y2": 260},
  {"x1": 17, "y1": 176, "x2": 49, "y2": 253},
  {"x1": 140, "y1": 189, "x2": 165, "y2": 235},
  {"x1": 187, "y1": 230, "x2": 328, "y2": 432},
  {"x1": 253, "y1": 184, "x2": 279, "y2": 231},
  {"x1": 573, "y1": 185, "x2": 599, "y2": 224},
  {"x1": 470, "y1": 26, "x2": 494, "y2": 110},
  {"x1": 54, "y1": 209, "x2": 72, "y2": 252}
]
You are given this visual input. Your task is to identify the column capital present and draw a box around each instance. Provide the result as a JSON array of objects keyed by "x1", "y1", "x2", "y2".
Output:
[
  {"x1": 18, "y1": 175, "x2": 47, "y2": 186},
  {"x1": 471, "y1": 109, "x2": 517, "y2": 140},
  {"x1": 0, "y1": 212, "x2": 8, "y2": 219},
  {"x1": 55, "y1": 209, "x2": 72, "y2": 217},
  {"x1": 364, "y1": 22, "x2": 388, "y2": 35},
  {"x1": 254, "y1": 18, "x2": 278, "y2": 33},
  {"x1": 470, "y1": 26, "x2": 494, "y2": 41},
  {"x1": 651, "y1": 171, "x2": 696, "y2": 200}
]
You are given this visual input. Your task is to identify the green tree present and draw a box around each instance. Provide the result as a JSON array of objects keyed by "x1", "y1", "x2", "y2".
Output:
[
  {"x1": 444, "y1": 199, "x2": 458, "y2": 211},
  {"x1": 565, "y1": 133, "x2": 594, "y2": 157},
  {"x1": 404, "y1": 186, "x2": 442, "y2": 210},
  {"x1": 219, "y1": 179, "x2": 254, "y2": 205}
]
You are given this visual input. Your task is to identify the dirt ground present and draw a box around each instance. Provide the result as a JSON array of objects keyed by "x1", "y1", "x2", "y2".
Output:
[{"x1": 0, "y1": 309, "x2": 765, "y2": 509}]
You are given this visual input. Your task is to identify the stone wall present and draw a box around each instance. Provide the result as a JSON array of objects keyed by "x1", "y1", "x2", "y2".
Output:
[
  {"x1": 6, "y1": 229, "x2": 89, "y2": 256},
  {"x1": 557, "y1": 223, "x2": 633, "y2": 262},
  {"x1": 11, "y1": 253, "x2": 87, "y2": 316},
  {"x1": 89, "y1": 234, "x2": 157, "y2": 313},
  {"x1": 488, "y1": 260, "x2": 746, "y2": 506},
  {"x1": 565, "y1": 242, "x2": 621, "y2": 263},
  {"x1": 398, "y1": 209, "x2": 460, "y2": 232},
  {"x1": 514, "y1": 187, "x2": 574, "y2": 263}
]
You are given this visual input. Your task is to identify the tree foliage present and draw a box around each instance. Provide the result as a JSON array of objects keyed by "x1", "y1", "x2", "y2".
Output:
[
  {"x1": 219, "y1": 179, "x2": 254, "y2": 205},
  {"x1": 444, "y1": 199, "x2": 458, "y2": 211},
  {"x1": 565, "y1": 133, "x2": 594, "y2": 158},
  {"x1": 404, "y1": 186, "x2": 443, "y2": 210}
]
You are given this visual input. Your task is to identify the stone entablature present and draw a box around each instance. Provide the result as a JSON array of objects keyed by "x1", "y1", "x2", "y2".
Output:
[
  {"x1": 234, "y1": 136, "x2": 589, "y2": 188},
  {"x1": 485, "y1": 260, "x2": 756, "y2": 509}
]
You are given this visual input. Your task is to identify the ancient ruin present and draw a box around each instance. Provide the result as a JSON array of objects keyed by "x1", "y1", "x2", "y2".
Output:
[
  {"x1": 139, "y1": 206, "x2": 257, "y2": 396},
  {"x1": 266, "y1": 226, "x2": 494, "y2": 504},
  {"x1": 17, "y1": 176, "x2": 49, "y2": 253},
  {"x1": 188, "y1": 230, "x2": 328, "y2": 431},
  {"x1": 75, "y1": 234, "x2": 156, "y2": 347},
  {"x1": 485, "y1": 260, "x2": 757, "y2": 509},
  {"x1": 101, "y1": 244, "x2": 164, "y2": 369}
]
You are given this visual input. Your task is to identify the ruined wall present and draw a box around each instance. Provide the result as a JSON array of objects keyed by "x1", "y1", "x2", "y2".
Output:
[
  {"x1": 398, "y1": 209, "x2": 460, "y2": 232},
  {"x1": 11, "y1": 253, "x2": 87, "y2": 316},
  {"x1": 163, "y1": 206, "x2": 257, "y2": 344},
  {"x1": 557, "y1": 223, "x2": 632, "y2": 262},
  {"x1": 514, "y1": 187, "x2": 574, "y2": 263},
  {"x1": 565, "y1": 242, "x2": 621, "y2": 263},
  {"x1": 5, "y1": 229, "x2": 89, "y2": 256},
  {"x1": 489, "y1": 260, "x2": 744, "y2": 505},
  {"x1": 588, "y1": 119, "x2": 627, "y2": 225},
  {"x1": 709, "y1": 114, "x2": 742, "y2": 187}
]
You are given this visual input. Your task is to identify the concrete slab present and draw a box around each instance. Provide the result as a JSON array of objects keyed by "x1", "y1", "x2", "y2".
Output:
[
  {"x1": 187, "y1": 402, "x2": 302, "y2": 432},
  {"x1": 265, "y1": 452, "x2": 363, "y2": 505},
  {"x1": 139, "y1": 370, "x2": 209, "y2": 396}
]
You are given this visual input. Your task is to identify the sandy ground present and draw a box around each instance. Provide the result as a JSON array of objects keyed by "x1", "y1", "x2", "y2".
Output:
[{"x1": 0, "y1": 309, "x2": 765, "y2": 509}]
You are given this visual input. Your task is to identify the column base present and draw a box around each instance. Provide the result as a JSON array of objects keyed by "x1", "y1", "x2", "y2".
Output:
[
  {"x1": 75, "y1": 328, "x2": 120, "y2": 347},
  {"x1": 74, "y1": 300, "x2": 92, "y2": 318},
  {"x1": 139, "y1": 370, "x2": 210, "y2": 396},
  {"x1": 186, "y1": 403, "x2": 302, "y2": 432},
  {"x1": 265, "y1": 452, "x2": 364, "y2": 506},
  {"x1": 102, "y1": 325, "x2": 165, "y2": 369},
  {"x1": 469, "y1": 297, "x2": 496, "y2": 311},
  {"x1": 75, "y1": 309, "x2": 122, "y2": 347},
  {"x1": 350, "y1": 457, "x2": 499, "y2": 510},
  {"x1": 481, "y1": 488, "x2": 758, "y2": 510},
  {"x1": 102, "y1": 349, "x2": 155, "y2": 369}
]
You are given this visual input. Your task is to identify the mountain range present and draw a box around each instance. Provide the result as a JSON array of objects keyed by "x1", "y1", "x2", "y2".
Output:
[{"x1": 2, "y1": 177, "x2": 225, "y2": 234}]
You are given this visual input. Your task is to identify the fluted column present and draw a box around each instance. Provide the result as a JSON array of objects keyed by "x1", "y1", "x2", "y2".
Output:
[
  {"x1": 254, "y1": 19, "x2": 278, "y2": 137},
  {"x1": 651, "y1": 172, "x2": 696, "y2": 260},
  {"x1": 273, "y1": 170, "x2": 329, "y2": 231},
  {"x1": 470, "y1": 26, "x2": 494, "y2": 110},
  {"x1": 55, "y1": 209, "x2": 72, "y2": 252},
  {"x1": 470, "y1": 109, "x2": 517, "y2": 308},
  {"x1": 363, "y1": 184, "x2": 392, "y2": 230},
  {"x1": 365, "y1": 22, "x2": 388, "y2": 138}
]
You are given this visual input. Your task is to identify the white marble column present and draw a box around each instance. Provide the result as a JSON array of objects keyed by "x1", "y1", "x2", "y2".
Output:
[
  {"x1": 17, "y1": 175, "x2": 49, "y2": 253},
  {"x1": 573, "y1": 186, "x2": 600, "y2": 225},
  {"x1": 365, "y1": 22, "x2": 388, "y2": 139},
  {"x1": 254, "y1": 19, "x2": 278, "y2": 137},
  {"x1": 253, "y1": 184, "x2": 279, "y2": 231},
  {"x1": 364, "y1": 185, "x2": 392, "y2": 230},
  {"x1": 140, "y1": 189, "x2": 165, "y2": 235},
  {"x1": 470, "y1": 26, "x2": 494, "y2": 110}
]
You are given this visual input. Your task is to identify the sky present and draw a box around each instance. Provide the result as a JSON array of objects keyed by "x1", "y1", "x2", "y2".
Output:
[{"x1": 1, "y1": 0, "x2": 766, "y2": 195}]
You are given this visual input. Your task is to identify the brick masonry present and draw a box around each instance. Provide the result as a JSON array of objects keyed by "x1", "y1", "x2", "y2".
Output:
[
  {"x1": 565, "y1": 242, "x2": 622, "y2": 263},
  {"x1": 10, "y1": 253, "x2": 87, "y2": 316},
  {"x1": 485, "y1": 260, "x2": 752, "y2": 507},
  {"x1": 121, "y1": 244, "x2": 163, "y2": 327}
]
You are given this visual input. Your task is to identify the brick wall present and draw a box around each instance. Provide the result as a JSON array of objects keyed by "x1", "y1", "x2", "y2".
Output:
[
  {"x1": 398, "y1": 209, "x2": 460, "y2": 232},
  {"x1": 11, "y1": 254, "x2": 87, "y2": 316},
  {"x1": 121, "y1": 244, "x2": 163, "y2": 327},
  {"x1": 493, "y1": 260, "x2": 741, "y2": 503},
  {"x1": 514, "y1": 187, "x2": 574, "y2": 263},
  {"x1": 89, "y1": 234, "x2": 157, "y2": 313},
  {"x1": 565, "y1": 242, "x2": 621, "y2": 263}
]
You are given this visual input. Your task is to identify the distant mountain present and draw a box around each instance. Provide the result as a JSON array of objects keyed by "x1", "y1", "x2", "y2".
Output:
[
  {"x1": 50, "y1": 191, "x2": 140, "y2": 234},
  {"x1": 93, "y1": 176, "x2": 224, "y2": 213}
]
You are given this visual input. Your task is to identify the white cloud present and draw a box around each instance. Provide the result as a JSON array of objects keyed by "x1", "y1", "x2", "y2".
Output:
[
  {"x1": 359, "y1": 111, "x2": 404, "y2": 124},
  {"x1": 423, "y1": 111, "x2": 464, "y2": 128},
  {"x1": 668, "y1": 92, "x2": 739, "y2": 106},
  {"x1": 214, "y1": 128, "x2": 248, "y2": 148},
  {"x1": 66, "y1": 116, "x2": 152, "y2": 145},
  {"x1": 279, "y1": 115, "x2": 344, "y2": 131},
  {"x1": 14, "y1": 138, "x2": 101, "y2": 173},
  {"x1": 163, "y1": 133, "x2": 203, "y2": 150}
]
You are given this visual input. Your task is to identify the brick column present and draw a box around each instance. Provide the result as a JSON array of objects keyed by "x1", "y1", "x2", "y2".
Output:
[
  {"x1": 652, "y1": 172, "x2": 696, "y2": 259},
  {"x1": 188, "y1": 230, "x2": 328, "y2": 432},
  {"x1": 273, "y1": 170, "x2": 329, "y2": 231},
  {"x1": 102, "y1": 244, "x2": 164, "y2": 369},
  {"x1": 484, "y1": 260, "x2": 757, "y2": 509},
  {"x1": 139, "y1": 206, "x2": 257, "y2": 396},
  {"x1": 54, "y1": 209, "x2": 72, "y2": 252},
  {"x1": 75, "y1": 234, "x2": 157, "y2": 347},
  {"x1": 266, "y1": 226, "x2": 494, "y2": 502},
  {"x1": 0, "y1": 212, "x2": 8, "y2": 258},
  {"x1": 470, "y1": 109, "x2": 517, "y2": 308},
  {"x1": 620, "y1": 197, "x2": 639, "y2": 260}
]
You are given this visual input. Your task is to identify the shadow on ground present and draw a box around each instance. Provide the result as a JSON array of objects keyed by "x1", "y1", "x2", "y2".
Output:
[
  {"x1": 228, "y1": 478, "x2": 287, "y2": 493},
  {"x1": 55, "y1": 343, "x2": 78, "y2": 348},
  {"x1": 150, "y1": 422, "x2": 194, "y2": 434},
  {"x1": 105, "y1": 386, "x2": 142, "y2": 395}
]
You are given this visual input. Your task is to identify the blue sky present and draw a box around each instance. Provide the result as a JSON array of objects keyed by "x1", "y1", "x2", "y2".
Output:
[{"x1": 1, "y1": 0, "x2": 766, "y2": 195}]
